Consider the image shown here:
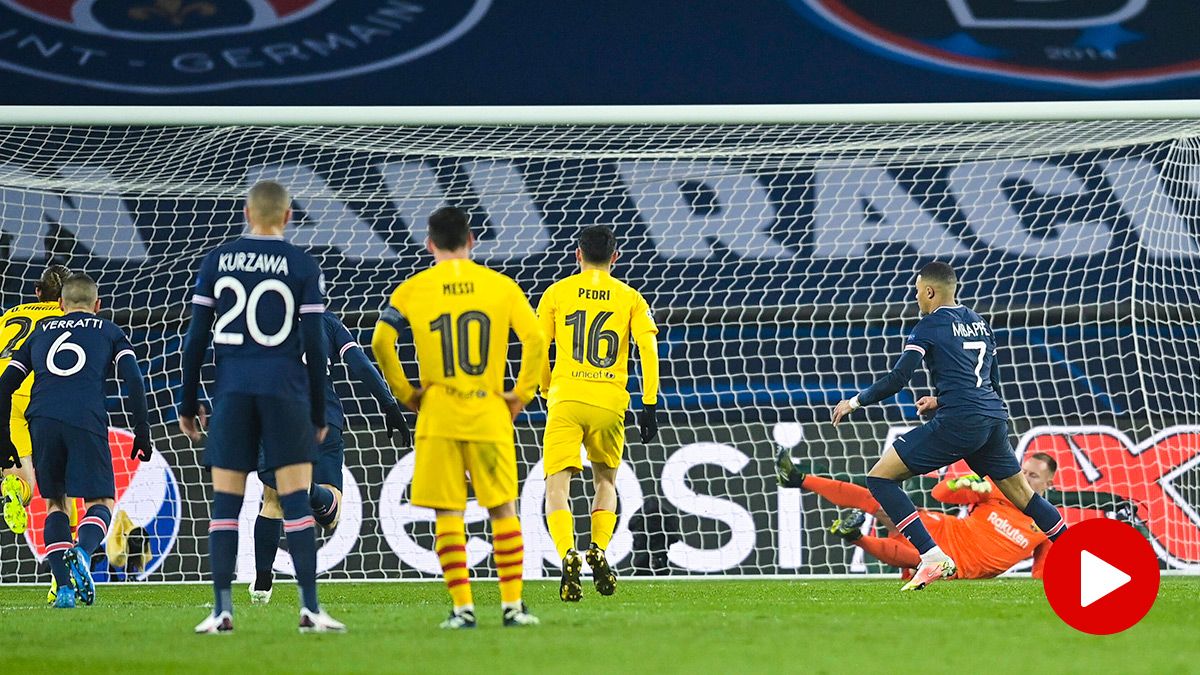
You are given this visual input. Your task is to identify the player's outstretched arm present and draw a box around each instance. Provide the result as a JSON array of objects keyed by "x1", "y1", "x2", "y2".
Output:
[
  {"x1": 831, "y1": 349, "x2": 923, "y2": 425},
  {"x1": 178, "y1": 302, "x2": 215, "y2": 441},
  {"x1": 344, "y1": 344, "x2": 410, "y2": 446},
  {"x1": 505, "y1": 286, "x2": 547, "y2": 420},
  {"x1": 0, "y1": 348, "x2": 31, "y2": 468},
  {"x1": 635, "y1": 330, "x2": 660, "y2": 443},
  {"x1": 115, "y1": 350, "x2": 153, "y2": 461},
  {"x1": 299, "y1": 311, "x2": 329, "y2": 440},
  {"x1": 371, "y1": 309, "x2": 418, "y2": 410},
  {"x1": 535, "y1": 290, "x2": 555, "y2": 398}
]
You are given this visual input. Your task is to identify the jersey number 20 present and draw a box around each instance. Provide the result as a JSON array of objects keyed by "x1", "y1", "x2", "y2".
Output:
[{"x1": 213, "y1": 277, "x2": 295, "y2": 347}]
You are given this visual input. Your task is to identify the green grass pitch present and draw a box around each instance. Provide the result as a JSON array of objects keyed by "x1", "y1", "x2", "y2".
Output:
[{"x1": 2, "y1": 578, "x2": 1197, "y2": 674}]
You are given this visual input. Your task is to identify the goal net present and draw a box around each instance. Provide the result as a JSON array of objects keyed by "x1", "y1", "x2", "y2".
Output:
[{"x1": 0, "y1": 109, "x2": 1197, "y2": 583}]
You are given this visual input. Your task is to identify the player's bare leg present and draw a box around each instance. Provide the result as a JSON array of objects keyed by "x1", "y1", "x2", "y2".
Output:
[
  {"x1": 1, "y1": 463, "x2": 34, "y2": 534},
  {"x1": 866, "y1": 448, "x2": 956, "y2": 590},
  {"x1": 587, "y1": 464, "x2": 618, "y2": 596},
  {"x1": 545, "y1": 469, "x2": 582, "y2": 602},
  {"x1": 251, "y1": 486, "x2": 283, "y2": 605}
]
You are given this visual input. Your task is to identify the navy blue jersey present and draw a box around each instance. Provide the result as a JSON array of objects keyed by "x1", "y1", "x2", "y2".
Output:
[
  {"x1": 319, "y1": 311, "x2": 357, "y2": 429},
  {"x1": 191, "y1": 235, "x2": 325, "y2": 402},
  {"x1": 905, "y1": 305, "x2": 1006, "y2": 420},
  {"x1": 10, "y1": 311, "x2": 136, "y2": 437}
]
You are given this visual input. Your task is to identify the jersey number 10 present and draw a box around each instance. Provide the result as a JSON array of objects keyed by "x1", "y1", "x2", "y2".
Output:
[{"x1": 430, "y1": 311, "x2": 491, "y2": 377}]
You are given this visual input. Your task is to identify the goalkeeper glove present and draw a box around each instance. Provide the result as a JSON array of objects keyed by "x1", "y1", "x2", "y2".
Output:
[
  {"x1": 639, "y1": 404, "x2": 659, "y2": 443},
  {"x1": 130, "y1": 424, "x2": 153, "y2": 462},
  {"x1": 382, "y1": 400, "x2": 411, "y2": 447},
  {"x1": 949, "y1": 474, "x2": 992, "y2": 494},
  {"x1": 0, "y1": 430, "x2": 19, "y2": 469}
]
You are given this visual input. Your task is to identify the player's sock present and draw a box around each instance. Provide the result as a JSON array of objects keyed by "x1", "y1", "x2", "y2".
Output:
[
  {"x1": 801, "y1": 475, "x2": 881, "y2": 512},
  {"x1": 253, "y1": 515, "x2": 282, "y2": 591},
  {"x1": 1022, "y1": 493, "x2": 1068, "y2": 541},
  {"x1": 854, "y1": 534, "x2": 921, "y2": 569},
  {"x1": 865, "y1": 477, "x2": 936, "y2": 554},
  {"x1": 279, "y1": 490, "x2": 320, "y2": 613},
  {"x1": 44, "y1": 510, "x2": 74, "y2": 590},
  {"x1": 435, "y1": 515, "x2": 473, "y2": 612},
  {"x1": 309, "y1": 484, "x2": 338, "y2": 529},
  {"x1": 591, "y1": 509, "x2": 617, "y2": 551},
  {"x1": 492, "y1": 515, "x2": 524, "y2": 610},
  {"x1": 75, "y1": 504, "x2": 111, "y2": 556},
  {"x1": 546, "y1": 508, "x2": 574, "y2": 560},
  {"x1": 209, "y1": 491, "x2": 242, "y2": 617}
]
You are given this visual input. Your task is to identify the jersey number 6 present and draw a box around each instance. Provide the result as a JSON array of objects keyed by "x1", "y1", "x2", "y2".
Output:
[{"x1": 47, "y1": 331, "x2": 86, "y2": 377}]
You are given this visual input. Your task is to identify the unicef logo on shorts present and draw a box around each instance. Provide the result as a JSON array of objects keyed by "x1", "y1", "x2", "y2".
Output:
[
  {"x1": 0, "y1": 0, "x2": 490, "y2": 93},
  {"x1": 792, "y1": 1, "x2": 1200, "y2": 89}
]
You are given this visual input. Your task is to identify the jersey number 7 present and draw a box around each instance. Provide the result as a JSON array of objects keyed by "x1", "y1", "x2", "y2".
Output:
[{"x1": 963, "y1": 340, "x2": 986, "y2": 387}]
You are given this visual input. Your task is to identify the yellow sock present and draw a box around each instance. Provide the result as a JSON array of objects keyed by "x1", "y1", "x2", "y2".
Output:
[
  {"x1": 68, "y1": 498, "x2": 79, "y2": 529},
  {"x1": 591, "y1": 509, "x2": 617, "y2": 551},
  {"x1": 435, "y1": 515, "x2": 473, "y2": 610},
  {"x1": 547, "y1": 508, "x2": 575, "y2": 559},
  {"x1": 492, "y1": 516, "x2": 524, "y2": 607}
]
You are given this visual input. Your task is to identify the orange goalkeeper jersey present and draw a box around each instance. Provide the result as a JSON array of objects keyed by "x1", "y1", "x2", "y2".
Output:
[{"x1": 925, "y1": 479, "x2": 1051, "y2": 580}]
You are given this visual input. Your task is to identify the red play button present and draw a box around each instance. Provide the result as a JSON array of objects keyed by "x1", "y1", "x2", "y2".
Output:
[{"x1": 1042, "y1": 518, "x2": 1161, "y2": 635}]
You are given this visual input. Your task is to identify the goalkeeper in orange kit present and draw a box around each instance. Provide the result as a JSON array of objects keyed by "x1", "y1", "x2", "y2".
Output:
[{"x1": 777, "y1": 450, "x2": 1060, "y2": 579}]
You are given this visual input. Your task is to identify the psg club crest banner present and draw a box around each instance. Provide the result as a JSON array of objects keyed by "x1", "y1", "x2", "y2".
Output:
[{"x1": 1, "y1": 3, "x2": 1200, "y2": 103}]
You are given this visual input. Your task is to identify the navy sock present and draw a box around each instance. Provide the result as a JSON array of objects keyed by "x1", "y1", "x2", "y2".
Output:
[
  {"x1": 866, "y1": 476, "x2": 936, "y2": 554},
  {"x1": 280, "y1": 490, "x2": 320, "y2": 613},
  {"x1": 76, "y1": 504, "x2": 112, "y2": 556},
  {"x1": 209, "y1": 491, "x2": 242, "y2": 616},
  {"x1": 44, "y1": 511, "x2": 73, "y2": 589},
  {"x1": 309, "y1": 484, "x2": 339, "y2": 529},
  {"x1": 253, "y1": 515, "x2": 282, "y2": 591},
  {"x1": 1023, "y1": 493, "x2": 1067, "y2": 541}
]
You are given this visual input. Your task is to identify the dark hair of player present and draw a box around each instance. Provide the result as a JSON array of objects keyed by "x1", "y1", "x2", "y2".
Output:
[
  {"x1": 918, "y1": 261, "x2": 957, "y2": 288},
  {"x1": 247, "y1": 180, "x2": 291, "y2": 225},
  {"x1": 34, "y1": 264, "x2": 71, "y2": 301},
  {"x1": 60, "y1": 272, "x2": 99, "y2": 308},
  {"x1": 1029, "y1": 451, "x2": 1058, "y2": 475},
  {"x1": 428, "y1": 206, "x2": 471, "y2": 251},
  {"x1": 578, "y1": 225, "x2": 617, "y2": 264}
]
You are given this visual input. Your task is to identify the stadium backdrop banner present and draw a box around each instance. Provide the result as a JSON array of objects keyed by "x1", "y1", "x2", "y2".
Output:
[{"x1": 0, "y1": 3, "x2": 1200, "y2": 104}]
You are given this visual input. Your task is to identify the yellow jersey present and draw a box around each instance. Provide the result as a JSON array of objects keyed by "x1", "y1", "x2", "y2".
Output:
[
  {"x1": 378, "y1": 258, "x2": 546, "y2": 442},
  {"x1": 537, "y1": 269, "x2": 659, "y2": 414},
  {"x1": 0, "y1": 301, "x2": 63, "y2": 412}
]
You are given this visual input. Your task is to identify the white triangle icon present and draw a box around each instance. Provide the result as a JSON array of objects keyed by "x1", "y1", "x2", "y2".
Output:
[{"x1": 1080, "y1": 550, "x2": 1131, "y2": 608}]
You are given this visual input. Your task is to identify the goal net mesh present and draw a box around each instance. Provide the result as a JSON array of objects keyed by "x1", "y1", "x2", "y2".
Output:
[{"x1": 0, "y1": 118, "x2": 1197, "y2": 583}]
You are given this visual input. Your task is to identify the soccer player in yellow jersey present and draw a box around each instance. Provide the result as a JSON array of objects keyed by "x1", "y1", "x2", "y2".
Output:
[
  {"x1": 537, "y1": 225, "x2": 660, "y2": 602},
  {"x1": 0, "y1": 264, "x2": 71, "y2": 536},
  {"x1": 371, "y1": 206, "x2": 546, "y2": 629}
]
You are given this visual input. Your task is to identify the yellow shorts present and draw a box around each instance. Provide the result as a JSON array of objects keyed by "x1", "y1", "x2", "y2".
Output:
[
  {"x1": 411, "y1": 436, "x2": 518, "y2": 511},
  {"x1": 10, "y1": 414, "x2": 31, "y2": 458},
  {"x1": 543, "y1": 400, "x2": 626, "y2": 477}
]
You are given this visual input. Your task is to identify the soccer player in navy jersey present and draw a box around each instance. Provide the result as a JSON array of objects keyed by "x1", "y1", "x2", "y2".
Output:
[
  {"x1": 0, "y1": 273, "x2": 151, "y2": 608},
  {"x1": 250, "y1": 309, "x2": 408, "y2": 605},
  {"x1": 831, "y1": 262, "x2": 1067, "y2": 591},
  {"x1": 179, "y1": 180, "x2": 343, "y2": 634}
]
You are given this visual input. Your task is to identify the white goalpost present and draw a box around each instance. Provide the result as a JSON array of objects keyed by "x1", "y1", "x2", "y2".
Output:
[{"x1": 0, "y1": 102, "x2": 1196, "y2": 585}]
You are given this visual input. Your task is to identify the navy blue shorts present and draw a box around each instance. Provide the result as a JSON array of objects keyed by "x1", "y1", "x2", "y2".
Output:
[
  {"x1": 205, "y1": 393, "x2": 316, "y2": 473},
  {"x1": 259, "y1": 425, "x2": 344, "y2": 492},
  {"x1": 893, "y1": 414, "x2": 1021, "y2": 479},
  {"x1": 29, "y1": 418, "x2": 114, "y2": 500}
]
